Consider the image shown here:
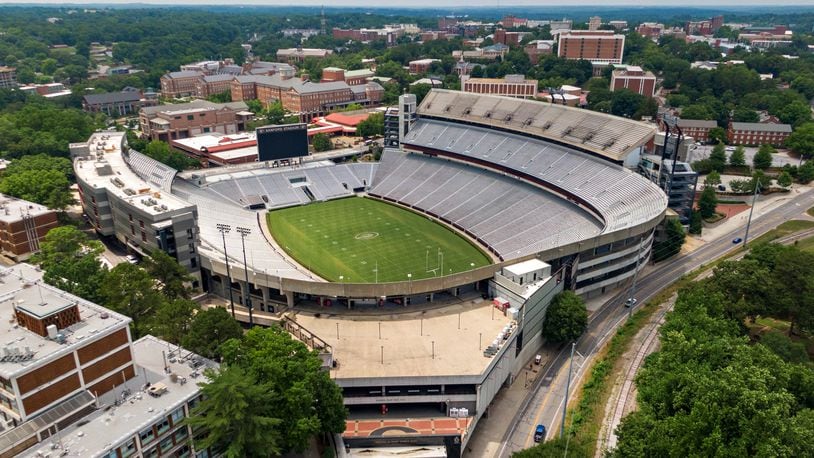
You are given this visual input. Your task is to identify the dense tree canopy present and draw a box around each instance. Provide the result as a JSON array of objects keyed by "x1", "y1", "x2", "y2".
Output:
[
  {"x1": 31, "y1": 226, "x2": 108, "y2": 304},
  {"x1": 542, "y1": 291, "x2": 588, "y2": 344},
  {"x1": 189, "y1": 327, "x2": 347, "y2": 455},
  {"x1": 181, "y1": 307, "x2": 244, "y2": 361}
]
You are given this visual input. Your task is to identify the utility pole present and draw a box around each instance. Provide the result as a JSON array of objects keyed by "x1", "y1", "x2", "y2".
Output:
[
  {"x1": 216, "y1": 224, "x2": 235, "y2": 318},
  {"x1": 236, "y1": 226, "x2": 253, "y2": 326},
  {"x1": 743, "y1": 180, "x2": 762, "y2": 246},
  {"x1": 561, "y1": 341, "x2": 576, "y2": 438}
]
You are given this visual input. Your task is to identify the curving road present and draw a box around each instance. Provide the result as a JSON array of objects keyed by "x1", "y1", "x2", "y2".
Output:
[{"x1": 497, "y1": 189, "x2": 814, "y2": 457}]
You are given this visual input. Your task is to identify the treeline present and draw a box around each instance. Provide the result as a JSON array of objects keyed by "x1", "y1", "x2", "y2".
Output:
[
  {"x1": 32, "y1": 226, "x2": 243, "y2": 361},
  {"x1": 613, "y1": 242, "x2": 814, "y2": 455}
]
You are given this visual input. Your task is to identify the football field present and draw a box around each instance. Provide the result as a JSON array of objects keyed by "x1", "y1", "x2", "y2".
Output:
[{"x1": 267, "y1": 197, "x2": 492, "y2": 283}]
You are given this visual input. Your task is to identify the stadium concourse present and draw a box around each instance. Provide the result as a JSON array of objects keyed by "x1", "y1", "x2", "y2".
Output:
[{"x1": 74, "y1": 89, "x2": 667, "y2": 456}]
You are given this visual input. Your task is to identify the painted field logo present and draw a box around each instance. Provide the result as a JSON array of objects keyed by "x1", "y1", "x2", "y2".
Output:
[{"x1": 355, "y1": 232, "x2": 380, "y2": 240}]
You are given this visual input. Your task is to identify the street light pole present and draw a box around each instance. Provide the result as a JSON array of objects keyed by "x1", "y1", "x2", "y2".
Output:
[
  {"x1": 743, "y1": 180, "x2": 762, "y2": 246},
  {"x1": 627, "y1": 237, "x2": 645, "y2": 320},
  {"x1": 216, "y1": 224, "x2": 235, "y2": 318},
  {"x1": 561, "y1": 341, "x2": 575, "y2": 438},
  {"x1": 236, "y1": 226, "x2": 253, "y2": 326}
]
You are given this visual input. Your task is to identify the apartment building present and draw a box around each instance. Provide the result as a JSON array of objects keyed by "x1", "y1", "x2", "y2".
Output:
[
  {"x1": 0, "y1": 195, "x2": 58, "y2": 261},
  {"x1": 610, "y1": 66, "x2": 657, "y2": 97},
  {"x1": 558, "y1": 30, "x2": 625, "y2": 65},
  {"x1": 276, "y1": 47, "x2": 333, "y2": 64},
  {"x1": 462, "y1": 75, "x2": 538, "y2": 99},
  {"x1": 332, "y1": 27, "x2": 405, "y2": 46},
  {"x1": 0, "y1": 264, "x2": 215, "y2": 458},
  {"x1": 0, "y1": 66, "x2": 16, "y2": 89},
  {"x1": 321, "y1": 67, "x2": 376, "y2": 85},
  {"x1": 676, "y1": 119, "x2": 717, "y2": 143},
  {"x1": 71, "y1": 132, "x2": 201, "y2": 282},
  {"x1": 728, "y1": 122, "x2": 792, "y2": 146},
  {"x1": 493, "y1": 29, "x2": 531, "y2": 46},
  {"x1": 138, "y1": 100, "x2": 251, "y2": 142},
  {"x1": 159, "y1": 71, "x2": 202, "y2": 98}
]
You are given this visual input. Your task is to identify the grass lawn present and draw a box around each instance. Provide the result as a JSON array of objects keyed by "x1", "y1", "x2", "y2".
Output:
[
  {"x1": 750, "y1": 219, "x2": 814, "y2": 245},
  {"x1": 267, "y1": 196, "x2": 491, "y2": 283}
]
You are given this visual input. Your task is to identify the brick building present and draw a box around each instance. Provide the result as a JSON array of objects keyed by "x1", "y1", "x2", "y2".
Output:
[
  {"x1": 728, "y1": 122, "x2": 792, "y2": 146},
  {"x1": 160, "y1": 70, "x2": 202, "y2": 98},
  {"x1": 462, "y1": 75, "x2": 538, "y2": 99},
  {"x1": 0, "y1": 66, "x2": 16, "y2": 89},
  {"x1": 524, "y1": 40, "x2": 556, "y2": 64},
  {"x1": 276, "y1": 47, "x2": 333, "y2": 64},
  {"x1": 409, "y1": 59, "x2": 441, "y2": 74},
  {"x1": 493, "y1": 29, "x2": 531, "y2": 46},
  {"x1": 82, "y1": 88, "x2": 154, "y2": 116},
  {"x1": 675, "y1": 119, "x2": 718, "y2": 143},
  {"x1": 0, "y1": 195, "x2": 58, "y2": 261},
  {"x1": 0, "y1": 264, "x2": 135, "y2": 428},
  {"x1": 194, "y1": 74, "x2": 235, "y2": 98},
  {"x1": 139, "y1": 100, "x2": 251, "y2": 141},
  {"x1": 231, "y1": 74, "x2": 383, "y2": 121},
  {"x1": 610, "y1": 66, "x2": 657, "y2": 97},
  {"x1": 321, "y1": 67, "x2": 376, "y2": 85},
  {"x1": 558, "y1": 30, "x2": 625, "y2": 65},
  {"x1": 636, "y1": 22, "x2": 664, "y2": 39}
]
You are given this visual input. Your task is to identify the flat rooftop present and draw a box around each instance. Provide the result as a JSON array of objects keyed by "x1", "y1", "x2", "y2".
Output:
[
  {"x1": 292, "y1": 298, "x2": 513, "y2": 380},
  {"x1": 73, "y1": 132, "x2": 192, "y2": 216},
  {"x1": 20, "y1": 335, "x2": 215, "y2": 458},
  {"x1": 0, "y1": 264, "x2": 130, "y2": 380},
  {"x1": 0, "y1": 194, "x2": 53, "y2": 223}
]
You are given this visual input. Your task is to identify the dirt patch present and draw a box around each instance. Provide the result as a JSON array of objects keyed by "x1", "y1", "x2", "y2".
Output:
[{"x1": 715, "y1": 203, "x2": 750, "y2": 218}]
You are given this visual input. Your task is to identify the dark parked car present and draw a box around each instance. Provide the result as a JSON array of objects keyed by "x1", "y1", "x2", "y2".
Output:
[{"x1": 534, "y1": 424, "x2": 546, "y2": 442}]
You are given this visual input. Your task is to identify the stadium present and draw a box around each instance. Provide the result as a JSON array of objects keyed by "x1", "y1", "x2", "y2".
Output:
[{"x1": 74, "y1": 89, "x2": 667, "y2": 456}]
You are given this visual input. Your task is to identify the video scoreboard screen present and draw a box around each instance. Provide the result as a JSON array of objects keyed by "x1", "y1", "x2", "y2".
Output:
[{"x1": 256, "y1": 123, "x2": 308, "y2": 161}]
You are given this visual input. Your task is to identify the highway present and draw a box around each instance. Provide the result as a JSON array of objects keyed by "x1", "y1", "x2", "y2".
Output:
[{"x1": 497, "y1": 189, "x2": 814, "y2": 457}]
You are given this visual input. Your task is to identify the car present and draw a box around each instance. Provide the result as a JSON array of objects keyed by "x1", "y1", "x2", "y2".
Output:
[
  {"x1": 717, "y1": 184, "x2": 726, "y2": 191},
  {"x1": 624, "y1": 297, "x2": 637, "y2": 308},
  {"x1": 534, "y1": 354, "x2": 542, "y2": 365},
  {"x1": 534, "y1": 424, "x2": 546, "y2": 442},
  {"x1": 725, "y1": 146, "x2": 735, "y2": 151},
  {"x1": 732, "y1": 237, "x2": 743, "y2": 244},
  {"x1": 125, "y1": 255, "x2": 139, "y2": 264}
]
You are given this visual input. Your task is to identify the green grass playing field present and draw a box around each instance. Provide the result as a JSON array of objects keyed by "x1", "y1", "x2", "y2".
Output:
[{"x1": 267, "y1": 196, "x2": 492, "y2": 283}]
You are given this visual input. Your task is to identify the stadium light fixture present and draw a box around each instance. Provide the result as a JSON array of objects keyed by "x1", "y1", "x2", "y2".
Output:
[
  {"x1": 236, "y1": 226, "x2": 253, "y2": 326},
  {"x1": 215, "y1": 223, "x2": 235, "y2": 318}
]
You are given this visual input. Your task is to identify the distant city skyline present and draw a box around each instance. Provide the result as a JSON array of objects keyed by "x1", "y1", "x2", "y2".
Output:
[{"x1": 3, "y1": 0, "x2": 812, "y2": 6}]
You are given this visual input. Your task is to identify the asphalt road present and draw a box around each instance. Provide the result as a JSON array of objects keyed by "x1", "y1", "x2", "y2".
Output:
[{"x1": 498, "y1": 189, "x2": 814, "y2": 456}]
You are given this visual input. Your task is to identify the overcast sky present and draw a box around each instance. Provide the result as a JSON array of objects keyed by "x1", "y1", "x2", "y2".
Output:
[{"x1": 3, "y1": 0, "x2": 811, "y2": 6}]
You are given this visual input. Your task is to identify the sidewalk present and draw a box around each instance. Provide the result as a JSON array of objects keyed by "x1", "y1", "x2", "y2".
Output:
[{"x1": 463, "y1": 346, "x2": 559, "y2": 457}]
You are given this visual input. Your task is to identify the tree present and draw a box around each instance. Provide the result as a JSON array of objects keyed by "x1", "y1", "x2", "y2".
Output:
[
  {"x1": 698, "y1": 186, "x2": 718, "y2": 219},
  {"x1": 760, "y1": 331, "x2": 809, "y2": 364},
  {"x1": 408, "y1": 83, "x2": 432, "y2": 105},
  {"x1": 31, "y1": 226, "x2": 108, "y2": 304},
  {"x1": 709, "y1": 127, "x2": 727, "y2": 145},
  {"x1": 312, "y1": 133, "x2": 332, "y2": 152},
  {"x1": 264, "y1": 101, "x2": 287, "y2": 124},
  {"x1": 542, "y1": 291, "x2": 588, "y2": 344},
  {"x1": 653, "y1": 218, "x2": 685, "y2": 262},
  {"x1": 101, "y1": 263, "x2": 165, "y2": 337},
  {"x1": 785, "y1": 122, "x2": 814, "y2": 161},
  {"x1": 181, "y1": 307, "x2": 243, "y2": 361},
  {"x1": 153, "y1": 298, "x2": 199, "y2": 345},
  {"x1": 777, "y1": 171, "x2": 793, "y2": 188},
  {"x1": 0, "y1": 154, "x2": 75, "y2": 209},
  {"x1": 356, "y1": 112, "x2": 384, "y2": 138},
  {"x1": 709, "y1": 142, "x2": 727, "y2": 173},
  {"x1": 142, "y1": 250, "x2": 191, "y2": 299},
  {"x1": 185, "y1": 366, "x2": 284, "y2": 458},
  {"x1": 753, "y1": 144, "x2": 774, "y2": 170},
  {"x1": 216, "y1": 327, "x2": 348, "y2": 453},
  {"x1": 689, "y1": 210, "x2": 703, "y2": 235},
  {"x1": 704, "y1": 170, "x2": 721, "y2": 188},
  {"x1": 610, "y1": 89, "x2": 645, "y2": 119},
  {"x1": 732, "y1": 107, "x2": 759, "y2": 123},
  {"x1": 729, "y1": 145, "x2": 747, "y2": 167},
  {"x1": 144, "y1": 140, "x2": 198, "y2": 170},
  {"x1": 206, "y1": 90, "x2": 232, "y2": 103},
  {"x1": 679, "y1": 104, "x2": 715, "y2": 120},
  {"x1": 798, "y1": 161, "x2": 814, "y2": 184}
]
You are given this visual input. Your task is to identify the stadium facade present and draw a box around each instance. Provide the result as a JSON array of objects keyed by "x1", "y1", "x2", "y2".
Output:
[{"x1": 72, "y1": 90, "x2": 667, "y2": 455}]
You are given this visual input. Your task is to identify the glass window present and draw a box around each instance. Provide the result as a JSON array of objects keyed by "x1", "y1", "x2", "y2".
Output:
[
  {"x1": 140, "y1": 427, "x2": 156, "y2": 446},
  {"x1": 156, "y1": 417, "x2": 171, "y2": 436},
  {"x1": 143, "y1": 446, "x2": 159, "y2": 458},
  {"x1": 159, "y1": 436, "x2": 173, "y2": 452},
  {"x1": 171, "y1": 407, "x2": 185, "y2": 425},
  {"x1": 174, "y1": 427, "x2": 189, "y2": 443},
  {"x1": 120, "y1": 438, "x2": 137, "y2": 458}
]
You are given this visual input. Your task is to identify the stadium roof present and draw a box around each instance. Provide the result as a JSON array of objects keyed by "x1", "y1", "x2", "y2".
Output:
[{"x1": 418, "y1": 89, "x2": 656, "y2": 163}]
